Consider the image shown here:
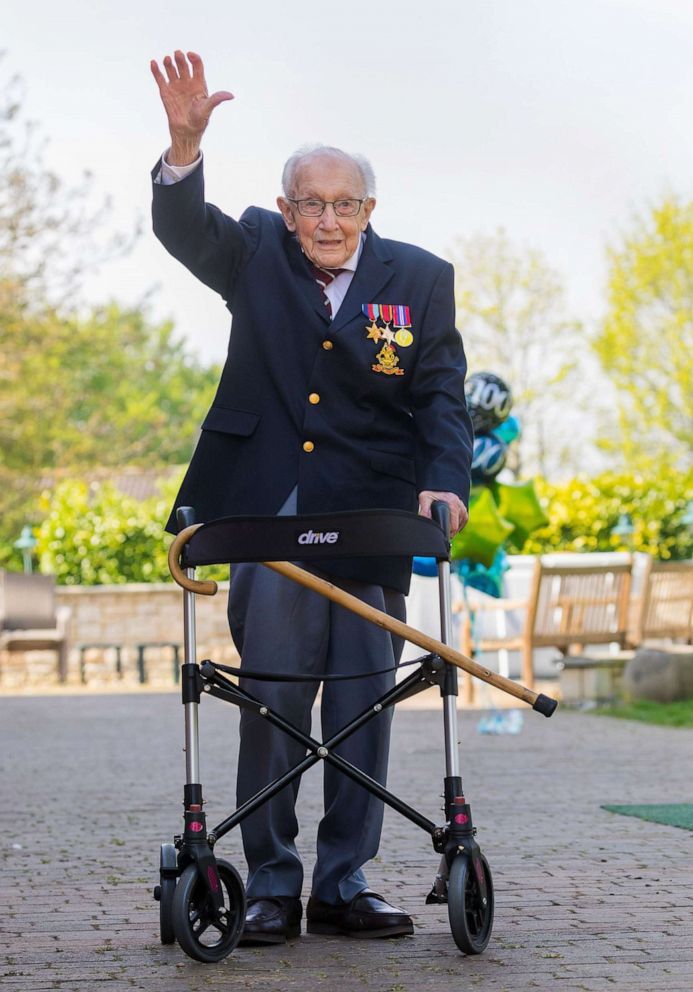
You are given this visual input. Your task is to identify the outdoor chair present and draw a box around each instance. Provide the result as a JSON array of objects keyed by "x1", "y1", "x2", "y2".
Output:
[
  {"x1": 457, "y1": 556, "x2": 633, "y2": 691},
  {"x1": 0, "y1": 570, "x2": 71, "y2": 683},
  {"x1": 627, "y1": 558, "x2": 693, "y2": 648}
]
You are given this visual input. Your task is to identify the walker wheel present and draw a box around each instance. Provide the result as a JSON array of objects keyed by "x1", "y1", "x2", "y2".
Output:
[
  {"x1": 447, "y1": 852, "x2": 494, "y2": 954},
  {"x1": 172, "y1": 858, "x2": 246, "y2": 962},
  {"x1": 157, "y1": 843, "x2": 177, "y2": 945}
]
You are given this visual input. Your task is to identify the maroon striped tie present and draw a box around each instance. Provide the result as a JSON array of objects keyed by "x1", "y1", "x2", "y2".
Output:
[{"x1": 308, "y1": 263, "x2": 348, "y2": 317}]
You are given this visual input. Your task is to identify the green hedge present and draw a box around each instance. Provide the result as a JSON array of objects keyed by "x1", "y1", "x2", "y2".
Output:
[
  {"x1": 26, "y1": 469, "x2": 693, "y2": 586},
  {"x1": 517, "y1": 471, "x2": 693, "y2": 559},
  {"x1": 35, "y1": 476, "x2": 228, "y2": 585},
  {"x1": 36, "y1": 478, "x2": 175, "y2": 584}
]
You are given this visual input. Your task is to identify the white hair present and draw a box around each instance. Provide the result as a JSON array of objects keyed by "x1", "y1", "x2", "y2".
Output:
[{"x1": 281, "y1": 144, "x2": 377, "y2": 198}]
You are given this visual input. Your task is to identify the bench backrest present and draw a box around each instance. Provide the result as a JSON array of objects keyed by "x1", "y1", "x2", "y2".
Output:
[
  {"x1": 526, "y1": 558, "x2": 633, "y2": 649},
  {"x1": 0, "y1": 571, "x2": 57, "y2": 631},
  {"x1": 634, "y1": 559, "x2": 693, "y2": 643}
]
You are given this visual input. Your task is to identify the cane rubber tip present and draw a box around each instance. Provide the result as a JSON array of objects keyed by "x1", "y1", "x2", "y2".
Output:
[{"x1": 533, "y1": 693, "x2": 558, "y2": 717}]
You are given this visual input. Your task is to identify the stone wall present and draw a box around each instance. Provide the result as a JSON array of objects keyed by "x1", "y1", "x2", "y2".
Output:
[{"x1": 0, "y1": 581, "x2": 238, "y2": 689}]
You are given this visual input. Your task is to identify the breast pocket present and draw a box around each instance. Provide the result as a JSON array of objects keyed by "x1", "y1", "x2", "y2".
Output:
[
  {"x1": 368, "y1": 449, "x2": 416, "y2": 485},
  {"x1": 201, "y1": 406, "x2": 260, "y2": 436}
]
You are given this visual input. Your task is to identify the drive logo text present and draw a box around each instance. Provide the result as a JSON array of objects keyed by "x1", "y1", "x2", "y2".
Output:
[{"x1": 296, "y1": 530, "x2": 341, "y2": 545}]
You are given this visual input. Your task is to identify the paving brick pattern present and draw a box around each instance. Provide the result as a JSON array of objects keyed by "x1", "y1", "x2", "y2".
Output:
[{"x1": 1, "y1": 691, "x2": 692, "y2": 991}]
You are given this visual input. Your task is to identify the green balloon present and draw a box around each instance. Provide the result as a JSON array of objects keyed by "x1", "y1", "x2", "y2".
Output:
[
  {"x1": 452, "y1": 487, "x2": 515, "y2": 567},
  {"x1": 494, "y1": 479, "x2": 549, "y2": 546}
]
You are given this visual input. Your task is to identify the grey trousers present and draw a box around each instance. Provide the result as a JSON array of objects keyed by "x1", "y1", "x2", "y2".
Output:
[{"x1": 228, "y1": 550, "x2": 405, "y2": 904}]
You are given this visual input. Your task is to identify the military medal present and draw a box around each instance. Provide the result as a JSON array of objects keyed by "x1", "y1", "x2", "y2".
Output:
[
  {"x1": 362, "y1": 304, "x2": 413, "y2": 376},
  {"x1": 372, "y1": 343, "x2": 404, "y2": 375}
]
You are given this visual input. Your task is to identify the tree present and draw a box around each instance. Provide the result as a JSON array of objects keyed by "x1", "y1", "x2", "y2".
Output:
[
  {"x1": 451, "y1": 230, "x2": 588, "y2": 478},
  {"x1": 2, "y1": 301, "x2": 219, "y2": 473},
  {"x1": 0, "y1": 67, "x2": 133, "y2": 302},
  {"x1": 0, "y1": 298, "x2": 220, "y2": 566},
  {"x1": 593, "y1": 197, "x2": 693, "y2": 471},
  {"x1": 0, "y1": 66, "x2": 219, "y2": 567}
]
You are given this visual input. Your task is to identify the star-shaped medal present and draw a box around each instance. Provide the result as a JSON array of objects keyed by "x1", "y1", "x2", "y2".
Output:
[
  {"x1": 381, "y1": 324, "x2": 395, "y2": 344},
  {"x1": 366, "y1": 321, "x2": 382, "y2": 341}
]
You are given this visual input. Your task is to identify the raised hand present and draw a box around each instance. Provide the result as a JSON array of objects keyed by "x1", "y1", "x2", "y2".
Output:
[{"x1": 150, "y1": 50, "x2": 233, "y2": 165}]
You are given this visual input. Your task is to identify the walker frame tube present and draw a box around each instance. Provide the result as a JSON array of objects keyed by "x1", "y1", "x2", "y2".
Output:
[
  {"x1": 183, "y1": 571, "x2": 201, "y2": 786},
  {"x1": 437, "y1": 557, "x2": 461, "y2": 780}
]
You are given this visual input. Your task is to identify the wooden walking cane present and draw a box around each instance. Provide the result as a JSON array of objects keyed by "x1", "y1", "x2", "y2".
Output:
[{"x1": 168, "y1": 525, "x2": 557, "y2": 716}]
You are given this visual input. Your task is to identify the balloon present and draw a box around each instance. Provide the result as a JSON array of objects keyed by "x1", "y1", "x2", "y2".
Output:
[
  {"x1": 493, "y1": 479, "x2": 549, "y2": 546},
  {"x1": 412, "y1": 556, "x2": 438, "y2": 577},
  {"x1": 453, "y1": 547, "x2": 509, "y2": 599},
  {"x1": 451, "y1": 487, "x2": 515, "y2": 567},
  {"x1": 465, "y1": 371, "x2": 513, "y2": 434},
  {"x1": 471, "y1": 434, "x2": 508, "y2": 482},
  {"x1": 492, "y1": 413, "x2": 521, "y2": 445}
]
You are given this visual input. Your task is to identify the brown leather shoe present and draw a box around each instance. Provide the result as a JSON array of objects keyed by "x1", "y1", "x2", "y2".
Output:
[
  {"x1": 238, "y1": 896, "x2": 302, "y2": 945},
  {"x1": 306, "y1": 891, "x2": 413, "y2": 939}
]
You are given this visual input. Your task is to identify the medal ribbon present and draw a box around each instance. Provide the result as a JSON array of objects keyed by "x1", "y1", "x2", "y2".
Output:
[{"x1": 362, "y1": 304, "x2": 411, "y2": 326}]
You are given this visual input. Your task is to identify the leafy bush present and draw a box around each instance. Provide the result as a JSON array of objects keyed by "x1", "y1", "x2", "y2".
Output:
[
  {"x1": 34, "y1": 475, "x2": 228, "y2": 586},
  {"x1": 28, "y1": 468, "x2": 693, "y2": 586},
  {"x1": 35, "y1": 479, "x2": 174, "y2": 584},
  {"x1": 518, "y1": 470, "x2": 693, "y2": 560}
]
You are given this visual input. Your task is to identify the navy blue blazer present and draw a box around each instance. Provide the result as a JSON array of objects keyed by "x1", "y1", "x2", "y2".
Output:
[{"x1": 152, "y1": 161, "x2": 473, "y2": 593}]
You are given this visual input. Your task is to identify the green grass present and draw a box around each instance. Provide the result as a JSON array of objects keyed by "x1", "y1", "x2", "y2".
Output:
[{"x1": 596, "y1": 697, "x2": 693, "y2": 728}]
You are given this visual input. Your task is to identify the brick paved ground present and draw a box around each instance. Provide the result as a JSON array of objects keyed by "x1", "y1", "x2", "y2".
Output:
[{"x1": 1, "y1": 690, "x2": 692, "y2": 992}]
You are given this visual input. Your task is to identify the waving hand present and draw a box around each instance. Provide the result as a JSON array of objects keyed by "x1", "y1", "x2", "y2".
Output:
[{"x1": 150, "y1": 51, "x2": 233, "y2": 165}]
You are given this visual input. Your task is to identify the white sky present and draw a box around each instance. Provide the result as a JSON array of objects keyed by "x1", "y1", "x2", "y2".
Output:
[{"x1": 5, "y1": 0, "x2": 693, "y2": 364}]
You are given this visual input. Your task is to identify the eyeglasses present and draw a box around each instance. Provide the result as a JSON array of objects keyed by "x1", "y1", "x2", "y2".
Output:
[{"x1": 287, "y1": 197, "x2": 367, "y2": 217}]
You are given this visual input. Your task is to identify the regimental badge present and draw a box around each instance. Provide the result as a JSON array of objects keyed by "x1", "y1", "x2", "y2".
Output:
[{"x1": 362, "y1": 304, "x2": 412, "y2": 376}]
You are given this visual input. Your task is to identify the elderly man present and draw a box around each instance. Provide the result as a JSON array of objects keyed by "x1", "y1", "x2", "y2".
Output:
[{"x1": 151, "y1": 50, "x2": 473, "y2": 944}]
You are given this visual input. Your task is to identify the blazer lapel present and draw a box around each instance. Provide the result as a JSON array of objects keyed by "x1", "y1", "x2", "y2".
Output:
[
  {"x1": 284, "y1": 232, "x2": 332, "y2": 324},
  {"x1": 330, "y1": 226, "x2": 395, "y2": 334},
  {"x1": 284, "y1": 224, "x2": 394, "y2": 329}
]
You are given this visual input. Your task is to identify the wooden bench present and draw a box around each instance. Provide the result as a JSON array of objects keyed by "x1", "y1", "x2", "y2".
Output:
[
  {"x1": 0, "y1": 571, "x2": 71, "y2": 683},
  {"x1": 457, "y1": 556, "x2": 633, "y2": 695},
  {"x1": 135, "y1": 641, "x2": 181, "y2": 683},
  {"x1": 627, "y1": 558, "x2": 693, "y2": 647}
]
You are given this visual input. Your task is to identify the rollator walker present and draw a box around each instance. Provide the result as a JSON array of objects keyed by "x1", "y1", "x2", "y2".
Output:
[{"x1": 155, "y1": 502, "x2": 557, "y2": 962}]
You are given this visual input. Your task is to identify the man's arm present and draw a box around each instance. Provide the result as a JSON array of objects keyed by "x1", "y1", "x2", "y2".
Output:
[
  {"x1": 410, "y1": 262, "x2": 474, "y2": 536},
  {"x1": 150, "y1": 51, "x2": 253, "y2": 302}
]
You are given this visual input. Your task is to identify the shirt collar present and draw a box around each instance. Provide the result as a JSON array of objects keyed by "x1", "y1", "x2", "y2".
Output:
[
  {"x1": 341, "y1": 232, "x2": 366, "y2": 273},
  {"x1": 300, "y1": 232, "x2": 365, "y2": 274}
]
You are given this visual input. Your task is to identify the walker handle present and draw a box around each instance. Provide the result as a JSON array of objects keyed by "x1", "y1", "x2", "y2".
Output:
[
  {"x1": 176, "y1": 506, "x2": 196, "y2": 529},
  {"x1": 431, "y1": 500, "x2": 451, "y2": 540}
]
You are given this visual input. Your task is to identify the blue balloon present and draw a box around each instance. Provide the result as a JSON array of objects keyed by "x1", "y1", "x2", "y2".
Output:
[
  {"x1": 492, "y1": 414, "x2": 521, "y2": 445},
  {"x1": 412, "y1": 556, "x2": 438, "y2": 577},
  {"x1": 471, "y1": 434, "x2": 508, "y2": 482},
  {"x1": 452, "y1": 548, "x2": 509, "y2": 599}
]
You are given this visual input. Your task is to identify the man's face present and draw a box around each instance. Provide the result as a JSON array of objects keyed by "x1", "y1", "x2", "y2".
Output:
[{"x1": 277, "y1": 155, "x2": 375, "y2": 269}]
